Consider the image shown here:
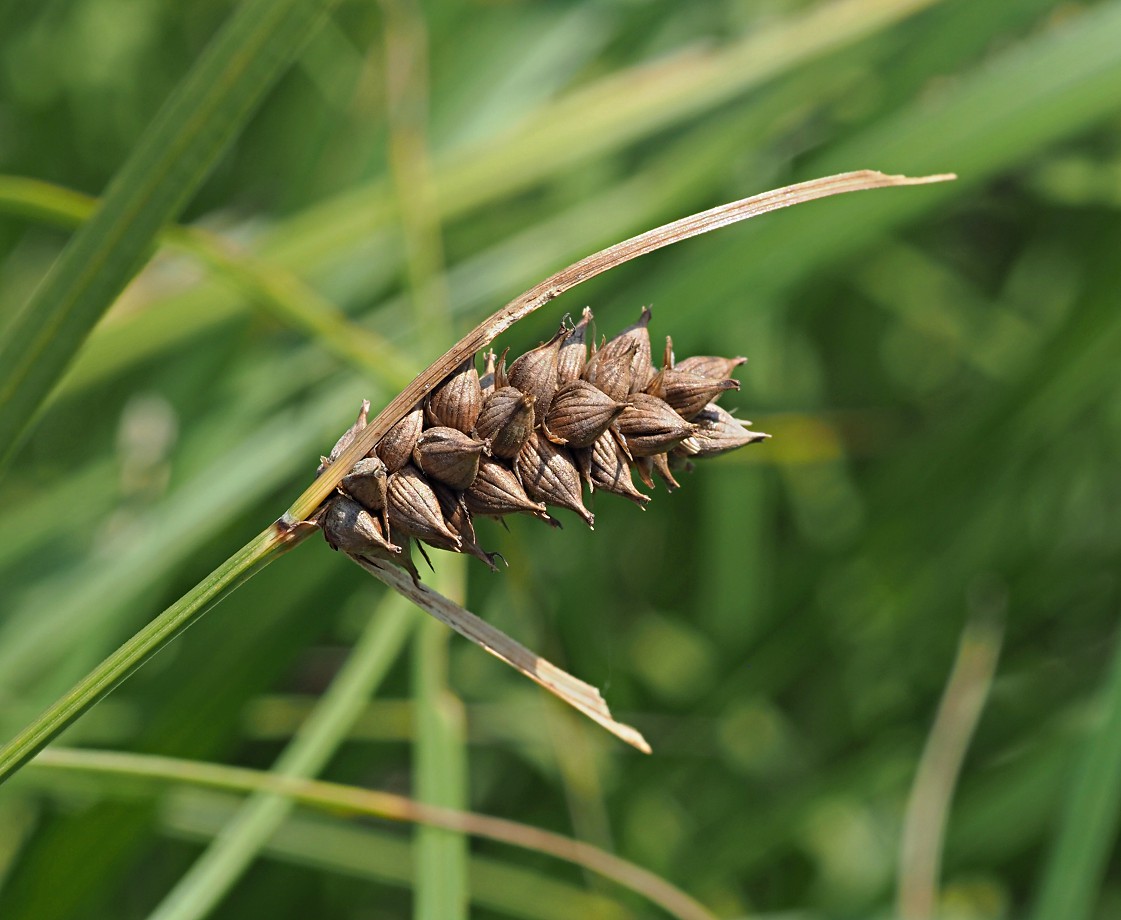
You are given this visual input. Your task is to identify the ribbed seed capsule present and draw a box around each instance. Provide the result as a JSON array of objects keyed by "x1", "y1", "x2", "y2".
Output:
[
  {"x1": 583, "y1": 339, "x2": 638, "y2": 402},
  {"x1": 674, "y1": 354, "x2": 747, "y2": 380},
  {"x1": 615, "y1": 392, "x2": 695, "y2": 457},
  {"x1": 387, "y1": 465, "x2": 462, "y2": 548},
  {"x1": 507, "y1": 326, "x2": 564, "y2": 417},
  {"x1": 413, "y1": 426, "x2": 485, "y2": 490},
  {"x1": 598, "y1": 307, "x2": 654, "y2": 391},
  {"x1": 318, "y1": 400, "x2": 369, "y2": 474},
  {"x1": 475, "y1": 386, "x2": 535, "y2": 459},
  {"x1": 465, "y1": 457, "x2": 555, "y2": 523},
  {"x1": 426, "y1": 356, "x2": 483, "y2": 433},
  {"x1": 577, "y1": 431, "x2": 649, "y2": 506},
  {"x1": 322, "y1": 494, "x2": 401, "y2": 557},
  {"x1": 341, "y1": 456, "x2": 388, "y2": 523},
  {"x1": 650, "y1": 369, "x2": 740, "y2": 420},
  {"x1": 516, "y1": 432, "x2": 594, "y2": 528},
  {"x1": 375, "y1": 403, "x2": 424, "y2": 472},
  {"x1": 543, "y1": 380, "x2": 627, "y2": 448},
  {"x1": 428, "y1": 481, "x2": 501, "y2": 571},
  {"x1": 557, "y1": 308, "x2": 592, "y2": 386},
  {"x1": 677, "y1": 403, "x2": 769, "y2": 458}
]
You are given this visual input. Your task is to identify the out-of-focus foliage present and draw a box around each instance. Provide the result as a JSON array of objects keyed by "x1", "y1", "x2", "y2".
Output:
[{"x1": 2, "y1": 1, "x2": 1121, "y2": 918}]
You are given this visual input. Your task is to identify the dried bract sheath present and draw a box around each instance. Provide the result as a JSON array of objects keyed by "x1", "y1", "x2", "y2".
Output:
[
  {"x1": 426, "y1": 356, "x2": 483, "y2": 433},
  {"x1": 651, "y1": 369, "x2": 739, "y2": 420},
  {"x1": 375, "y1": 403, "x2": 424, "y2": 472},
  {"x1": 544, "y1": 379, "x2": 627, "y2": 448},
  {"x1": 516, "y1": 432, "x2": 594, "y2": 528},
  {"x1": 387, "y1": 465, "x2": 462, "y2": 548},
  {"x1": 615, "y1": 392, "x2": 695, "y2": 457},
  {"x1": 556, "y1": 307, "x2": 592, "y2": 386},
  {"x1": 413, "y1": 426, "x2": 485, "y2": 490},
  {"x1": 479, "y1": 350, "x2": 497, "y2": 396},
  {"x1": 677, "y1": 403, "x2": 768, "y2": 458},
  {"x1": 465, "y1": 457, "x2": 555, "y2": 524},
  {"x1": 507, "y1": 326, "x2": 564, "y2": 417},
  {"x1": 674, "y1": 354, "x2": 747, "y2": 380},
  {"x1": 475, "y1": 386, "x2": 535, "y2": 459},
  {"x1": 577, "y1": 431, "x2": 650, "y2": 506},
  {"x1": 341, "y1": 456, "x2": 388, "y2": 519},
  {"x1": 322, "y1": 494, "x2": 401, "y2": 557},
  {"x1": 598, "y1": 307, "x2": 654, "y2": 391},
  {"x1": 318, "y1": 400, "x2": 369, "y2": 474}
]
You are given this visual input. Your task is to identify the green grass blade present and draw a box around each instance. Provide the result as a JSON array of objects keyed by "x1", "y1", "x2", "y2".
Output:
[
  {"x1": 0, "y1": 0, "x2": 341, "y2": 470},
  {"x1": 1030, "y1": 634, "x2": 1121, "y2": 920},
  {"x1": 146, "y1": 593, "x2": 414, "y2": 920}
]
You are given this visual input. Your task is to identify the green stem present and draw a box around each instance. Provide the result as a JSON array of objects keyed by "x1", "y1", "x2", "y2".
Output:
[{"x1": 0, "y1": 524, "x2": 300, "y2": 785}]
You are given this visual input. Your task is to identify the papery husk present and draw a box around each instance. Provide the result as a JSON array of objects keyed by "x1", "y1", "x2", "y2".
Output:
[
  {"x1": 465, "y1": 457, "x2": 555, "y2": 524},
  {"x1": 674, "y1": 354, "x2": 747, "y2": 380},
  {"x1": 507, "y1": 326, "x2": 564, "y2": 417},
  {"x1": 475, "y1": 386, "x2": 535, "y2": 459},
  {"x1": 615, "y1": 392, "x2": 695, "y2": 457},
  {"x1": 426, "y1": 356, "x2": 483, "y2": 434},
  {"x1": 556, "y1": 307, "x2": 592, "y2": 386},
  {"x1": 479, "y1": 349, "x2": 498, "y2": 396},
  {"x1": 387, "y1": 465, "x2": 462, "y2": 548},
  {"x1": 577, "y1": 431, "x2": 650, "y2": 506},
  {"x1": 341, "y1": 456, "x2": 389, "y2": 528},
  {"x1": 322, "y1": 494, "x2": 402, "y2": 559},
  {"x1": 375, "y1": 403, "x2": 424, "y2": 472},
  {"x1": 318, "y1": 400, "x2": 370, "y2": 475},
  {"x1": 413, "y1": 426, "x2": 485, "y2": 490},
  {"x1": 516, "y1": 432, "x2": 594, "y2": 528},
  {"x1": 677, "y1": 403, "x2": 769, "y2": 458},
  {"x1": 543, "y1": 379, "x2": 627, "y2": 448},
  {"x1": 649, "y1": 369, "x2": 739, "y2": 420}
]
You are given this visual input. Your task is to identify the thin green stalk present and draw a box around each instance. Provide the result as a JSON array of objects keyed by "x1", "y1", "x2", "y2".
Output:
[
  {"x1": 146, "y1": 592, "x2": 415, "y2": 920},
  {"x1": 1030, "y1": 632, "x2": 1121, "y2": 920},
  {"x1": 0, "y1": 0, "x2": 342, "y2": 469},
  {"x1": 0, "y1": 524, "x2": 301, "y2": 785},
  {"x1": 0, "y1": 175, "x2": 412, "y2": 391}
]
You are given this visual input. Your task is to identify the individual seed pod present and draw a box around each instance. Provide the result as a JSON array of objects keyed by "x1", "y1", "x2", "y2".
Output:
[
  {"x1": 516, "y1": 432, "x2": 594, "y2": 528},
  {"x1": 465, "y1": 457, "x2": 556, "y2": 524},
  {"x1": 583, "y1": 338, "x2": 638, "y2": 402},
  {"x1": 374, "y1": 403, "x2": 424, "y2": 472},
  {"x1": 543, "y1": 379, "x2": 628, "y2": 448},
  {"x1": 479, "y1": 350, "x2": 497, "y2": 396},
  {"x1": 507, "y1": 326, "x2": 564, "y2": 416},
  {"x1": 426, "y1": 356, "x2": 483, "y2": 433},
  {"x1": 557, "y1": 307, "x2": 592, "y2": 385},
  {"x1": 387, "y1": 465, "x2": 462, "y2": 548},
  {"x1": 576, "y1": 431, "x2": 650, "y2": 506},
  {"x1": 678, "y1": 403, "x2": 769, "y2": 458},
  {"x1": 475, "y1": 386, "x2": 535, "y2": 459},
  {"x1": 615, "y1": 392, "x2": 696, "y2": 457},
  {"x1": 413, "y1": 426, "x2": 485, "y2": 490},
  {"x1": 598, "y1": 307, "x2": 654, "y2": 391},
  {"x1": 321, "y1": 494, "x2": 402, "y2": 558},
  {"x1": 650, "y1": 369, "x2": 740, "y2": 420},
  {"x1": 341, "y1": 456, "x2": 389, "y2": 527},
  {"x1": 429, "y1": 481, "x2": 501, "y2": 571},
  {"x1": 674, "y1": 354, "x2": 747, "y2": 380},
  {"x1": 318, "y1": 400, "x2": 370, "y2": 474}
]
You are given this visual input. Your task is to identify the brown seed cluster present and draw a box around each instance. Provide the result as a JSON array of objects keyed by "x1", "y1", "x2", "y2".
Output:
[{"x1": 317, "y1": 308, "x2": 768, "y2": 579}]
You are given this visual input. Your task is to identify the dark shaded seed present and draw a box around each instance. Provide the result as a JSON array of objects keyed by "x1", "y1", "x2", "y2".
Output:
[
  {"x1": 674, "y1": 354, "x2": 747, "y2": 380},
  {"x1": 413, "y1": 426, "x2": 485, "y2": 490},
  {"x1": 387, "y1": 465, "x2": 462, "y2": 547},
  {"x1": 375, "y1": 403, "x2": 424, "y2": 472},
  {"x1": 557, "y1": 307, "x2": 592, "y2": 385},
  {"x1": 615, "y1": 392, "x2": 695, "y2": 457},
  {"x1": 576, "y1": 431, "x2": 650, "y2": 506},
  {"x1": 341, "y1": 456, "x2": 389, "y2": 523},
  {"x1": 543, "y1": 379, "x2": 628, "y2": 448},
  {"x1": 516, "y1": 432, "x2": 594, "y2": 528},
  {"x1": 322, "y1": 494, "x2": 401, "y2": 557},
  {"x1": 426, "y1": 356, "x2": 483, "y2": 433},
  {"x1": 475, "y1": 386, "x2": 535, "y2": 459},
  {"x1": 651, "y1": 369, "x2": 740, "y2": 420},
  {"x1": 507, "y1": 326, "x2": 564, "y2": 417},
  {"x1": 465, "y1": 457, "x2": 555, "y2": 524}
]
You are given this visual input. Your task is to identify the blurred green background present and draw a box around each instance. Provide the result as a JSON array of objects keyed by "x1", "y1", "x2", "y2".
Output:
[{"x1": 2, "y1": 0, "x2": 1121, "y2": 918}]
